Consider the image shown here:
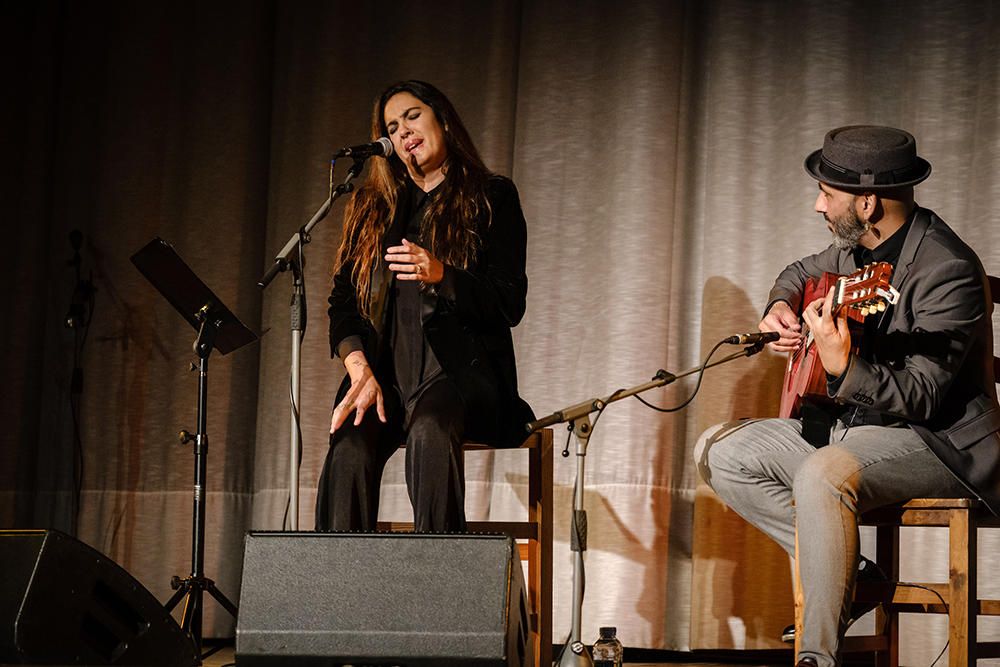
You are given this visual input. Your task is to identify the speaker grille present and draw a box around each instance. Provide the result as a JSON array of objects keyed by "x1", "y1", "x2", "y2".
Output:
[{"x1": 237, "y1": 532, "x2": 528, "y2": 666}]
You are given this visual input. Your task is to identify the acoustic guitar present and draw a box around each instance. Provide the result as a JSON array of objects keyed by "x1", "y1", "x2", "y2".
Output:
[{"x1": 778, "y1": 262, "x2": 899, "y2": 419}]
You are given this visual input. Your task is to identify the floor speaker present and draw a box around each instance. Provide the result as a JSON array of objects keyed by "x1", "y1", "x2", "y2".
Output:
[
  {"x1": 236, "y1": 531, "x2": 530, "y2": 666},
  {"x1": 0, "y1": 529, "x2": 197, "y2": 665}
]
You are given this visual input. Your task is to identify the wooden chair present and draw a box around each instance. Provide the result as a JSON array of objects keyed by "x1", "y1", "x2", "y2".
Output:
[
  {"x1": 377, "y1": 429, "x2": 553, "y2": 667},
  {"x1": 844, "y1": 499, "x2": 1000, "y2": 666},
  {"x1": 795, "y1": 275, "x2": 1000, "y2": 666}
]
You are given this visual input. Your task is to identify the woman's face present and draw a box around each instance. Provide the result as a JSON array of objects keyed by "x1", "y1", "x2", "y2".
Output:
[{"x1": 383, "y1": 91, "x2": 448, "y2": 188}]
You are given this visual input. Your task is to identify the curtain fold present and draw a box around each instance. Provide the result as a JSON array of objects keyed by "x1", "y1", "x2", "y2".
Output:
[{"x1": 2, "y1": 0, "x2": 999, "y2": 657}]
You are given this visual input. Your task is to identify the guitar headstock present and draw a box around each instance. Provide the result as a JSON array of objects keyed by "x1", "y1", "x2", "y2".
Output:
[{"x1": 833, "y1": 262, "x2": 900, "y2": 323}]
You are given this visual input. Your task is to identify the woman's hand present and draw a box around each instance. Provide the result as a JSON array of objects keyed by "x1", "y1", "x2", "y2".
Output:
[
  {"x1": 331, "y1": 351, "x2": 386, "y2": 433},
  {"x1": 386, "y1": 238, "x2": 444, "y2": 284},
  {"x1": 759, "y1": 300, "x2": 803, "y2": 353},
  {"x1": 800, "y1": 287, "x2": 852, "y2": 377}
]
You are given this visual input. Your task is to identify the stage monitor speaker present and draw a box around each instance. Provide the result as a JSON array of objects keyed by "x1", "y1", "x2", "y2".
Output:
[
  {"x1": 236, "y1": 531, "x2": 530, "y2": 667},
  {"x1": 0, "y1": 529, "x2": 197, "y2": 665}
]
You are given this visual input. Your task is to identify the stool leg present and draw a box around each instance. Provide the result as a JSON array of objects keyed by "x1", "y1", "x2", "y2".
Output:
[
  {"x1": 948, "y1": 509, "x2": 974, "y2": 667},
  {"x1": 528, "y1": 432, "x2": 553, "y2": 667},
  {"x1": 794, "y1": 524, "x2": 803, "y2": 663},
  {"x1": 540, "y1": 434, "x2": 552, "y2": 667},
  {"x1": 874, "y1": 523, "x2": 899, "y2": 667},
  {"x1": 527, "y1": 439, "x2": 541, "y2": 666}
]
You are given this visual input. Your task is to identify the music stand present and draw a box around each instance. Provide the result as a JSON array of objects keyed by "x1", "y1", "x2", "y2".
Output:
[{"x1": 132, "y1": 238, "x2": 257, "y2": 658}]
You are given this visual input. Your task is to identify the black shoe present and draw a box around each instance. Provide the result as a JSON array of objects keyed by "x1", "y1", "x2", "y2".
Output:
[
  {"x1": 796, "y1": 658, "x2": 818, "y2": 667},
  {"x1": 781, "y1": 600, "x2": 881, "y2": 643},
  {"x1": 781, "y1": 557, "x2": 888, "y2": 644}
]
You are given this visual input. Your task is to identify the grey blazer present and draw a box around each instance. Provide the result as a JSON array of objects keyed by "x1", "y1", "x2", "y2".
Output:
[{"x1": 767, "y1": 207, "x2": 1000, "y2": 514}]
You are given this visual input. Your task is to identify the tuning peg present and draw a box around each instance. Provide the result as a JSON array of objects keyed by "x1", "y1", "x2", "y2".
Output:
[{"x1": 877, "y1": 301, "x2": 886, "y2": 312}]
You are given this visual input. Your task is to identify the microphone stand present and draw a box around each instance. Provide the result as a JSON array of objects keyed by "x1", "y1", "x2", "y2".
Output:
[
  {"x1": 527, "y1": 341, "x2": 767, "y2": 666},
  {"x1": 65, "y1": 230, "x2": 95, "y2": 535},
  {"x1": 257, "y1": 157, "x2": 367, "y2": 530}
]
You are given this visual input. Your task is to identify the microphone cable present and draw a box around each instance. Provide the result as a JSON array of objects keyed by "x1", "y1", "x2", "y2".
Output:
[{"x1": 633, "y1": 338, "x2": 728, "y2": 413}]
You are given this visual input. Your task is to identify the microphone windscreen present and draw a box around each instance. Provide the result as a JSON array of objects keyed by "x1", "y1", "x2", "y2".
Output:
[{"x1": 376, "y1": 137, "x2": 394, "y2": 157}]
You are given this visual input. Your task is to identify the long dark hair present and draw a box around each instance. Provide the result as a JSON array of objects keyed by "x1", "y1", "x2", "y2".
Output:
[{"x1": 336, "y1": 80, "x2": 492, "y2": 319}]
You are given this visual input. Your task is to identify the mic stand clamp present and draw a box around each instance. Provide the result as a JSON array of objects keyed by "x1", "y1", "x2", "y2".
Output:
[
  {"x1": 257, "y1": 156, "x2": 366, "y2": 530},
  {"x1": 538, "y1": 342, "x2": 765, "y2": 666}
]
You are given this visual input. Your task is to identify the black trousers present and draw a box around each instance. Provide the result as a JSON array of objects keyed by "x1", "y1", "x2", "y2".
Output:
[{"x1": 315, "y1": 376, "x2": 468, "y2": 532}]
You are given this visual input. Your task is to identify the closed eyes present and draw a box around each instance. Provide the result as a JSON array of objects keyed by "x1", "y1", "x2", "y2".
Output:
[{"x1": 386, "y1": 107, "x2": 422, "y2": 135}]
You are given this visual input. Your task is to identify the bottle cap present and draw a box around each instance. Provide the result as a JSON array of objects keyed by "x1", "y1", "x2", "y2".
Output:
[{"x1": 599, "y1": 626, "x2": 617, "y2": 639}]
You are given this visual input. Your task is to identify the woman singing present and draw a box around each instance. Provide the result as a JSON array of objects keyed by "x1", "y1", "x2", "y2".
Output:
[{"x1": 316, "y1": 80, "x2": 535, "y2": 532}]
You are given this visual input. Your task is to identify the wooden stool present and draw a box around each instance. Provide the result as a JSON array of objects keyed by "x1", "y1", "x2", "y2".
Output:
[
  {"x1": 377, "y1": 429, "x2": 553, "y2": 667},
  {"x1": 851, "y1": 499, "x2": 1000, "y2": 666},
  {"x1": 794, "y1": 499, "x2": 1000, "y2": 666}
]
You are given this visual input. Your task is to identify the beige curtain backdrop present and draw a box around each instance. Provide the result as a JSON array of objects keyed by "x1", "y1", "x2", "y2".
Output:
[{"x1": 3, "y1": 1, "x2": 999, "y2": 663}]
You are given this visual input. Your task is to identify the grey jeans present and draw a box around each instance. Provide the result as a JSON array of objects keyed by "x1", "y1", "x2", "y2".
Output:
[{"x1": 694, "y1": 417, "x2": 969, "y2": 667}]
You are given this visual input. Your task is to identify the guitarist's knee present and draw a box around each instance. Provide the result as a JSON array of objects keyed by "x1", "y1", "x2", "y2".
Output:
[
  {"x1": 792, "y1": 446, "x2": 862, "y2": 516},
  {"x1": 694, "y1": 419, "x2": 763, "y2": 490}
]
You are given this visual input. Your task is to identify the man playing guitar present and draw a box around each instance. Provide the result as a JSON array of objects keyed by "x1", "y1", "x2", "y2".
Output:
[{"x1": 694, "y1": 126, "x2": 1000, "y2": 667}]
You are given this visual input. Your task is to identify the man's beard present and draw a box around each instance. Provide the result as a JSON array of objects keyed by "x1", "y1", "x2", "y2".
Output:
[{"x1": 825, "y1": 202, "x2": 869, "y2": 250}]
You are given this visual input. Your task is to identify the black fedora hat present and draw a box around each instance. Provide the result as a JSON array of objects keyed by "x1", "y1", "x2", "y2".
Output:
[{"x1": 804, "y1": 125, "x2": 931, "y2": 190}]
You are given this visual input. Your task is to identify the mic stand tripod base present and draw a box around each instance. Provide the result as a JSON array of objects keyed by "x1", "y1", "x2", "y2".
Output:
[
  {"x1": 165, "y1": 574, "x2": 238, "y2": 658},
  {"x1": 557, "y1": 643, "x2": 594, "y2": 667}
]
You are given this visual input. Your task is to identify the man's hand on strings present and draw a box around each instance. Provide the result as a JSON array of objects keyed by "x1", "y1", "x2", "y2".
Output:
[{"x1": 760, "y1": 300, "x2": 803, "y2": 353}]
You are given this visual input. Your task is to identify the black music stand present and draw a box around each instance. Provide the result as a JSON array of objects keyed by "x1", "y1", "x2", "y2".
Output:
[{"x1": 132, "y1": 238, "x2": 256, "y2": 659}]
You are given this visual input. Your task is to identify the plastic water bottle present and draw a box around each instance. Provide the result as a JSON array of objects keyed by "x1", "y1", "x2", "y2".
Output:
[{"x1": 592, "y1": 626, "x2": 623, "y2": 667}]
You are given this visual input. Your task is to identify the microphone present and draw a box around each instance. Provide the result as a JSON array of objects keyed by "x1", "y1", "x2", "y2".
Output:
[
  {"x1": 724, "y1": 331, "x2": 780, "y2": 345},
  {"x1": 334, "y1": 137, "x2": 393, "y2": 159}
]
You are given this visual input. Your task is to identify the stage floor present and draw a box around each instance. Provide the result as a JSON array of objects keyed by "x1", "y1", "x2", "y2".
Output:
[{"x1": 203, "y1": 646, "x2": 786, "y2": 667}]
